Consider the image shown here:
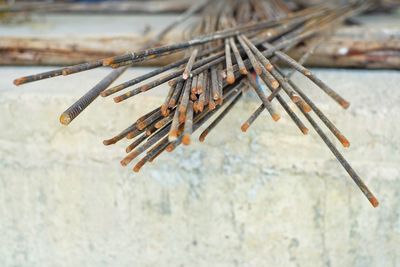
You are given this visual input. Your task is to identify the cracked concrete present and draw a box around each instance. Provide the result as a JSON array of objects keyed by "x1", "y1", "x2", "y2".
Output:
[{"x1": 0, "y1": 66, "x2": 399, "y2": 266}]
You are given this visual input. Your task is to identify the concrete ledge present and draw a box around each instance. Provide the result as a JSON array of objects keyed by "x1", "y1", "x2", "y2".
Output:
[{"x1": 0, "y1": 67, "x2": 399, "y2": 266}]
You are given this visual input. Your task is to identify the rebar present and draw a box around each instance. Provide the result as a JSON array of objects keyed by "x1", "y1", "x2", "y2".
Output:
[{"x1": 12, "y1": 0, "x2": 379, "y2": 207}]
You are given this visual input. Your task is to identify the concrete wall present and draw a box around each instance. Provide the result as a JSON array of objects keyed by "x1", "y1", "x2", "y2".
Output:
[{"x1": 0, "y1": 67, "x2": 399, "y2": 266}]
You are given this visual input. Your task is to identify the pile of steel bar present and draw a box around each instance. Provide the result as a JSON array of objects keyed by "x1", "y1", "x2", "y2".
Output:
[{"x1": 13, "y1": 0, "x2": 379, "y2": 207}]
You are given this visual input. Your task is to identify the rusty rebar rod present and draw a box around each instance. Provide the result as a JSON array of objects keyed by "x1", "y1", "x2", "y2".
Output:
[{"x1": 11, "y1": 0, "x2": 379, "y2": 207}]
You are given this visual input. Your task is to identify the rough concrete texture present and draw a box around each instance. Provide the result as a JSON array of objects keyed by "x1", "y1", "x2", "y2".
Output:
[{"x1": 0, "y1": 66, "x2": 399, "y2": 267}]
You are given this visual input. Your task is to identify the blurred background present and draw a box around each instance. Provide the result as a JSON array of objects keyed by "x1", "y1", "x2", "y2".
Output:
[{"x1": 0, "y1": 1, "x2": 399, "y2": 266}]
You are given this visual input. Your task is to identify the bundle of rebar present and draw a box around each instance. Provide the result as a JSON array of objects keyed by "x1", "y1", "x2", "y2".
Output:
[{"x1": 13, "y1": 0, "x2": 380, "y2": 207}]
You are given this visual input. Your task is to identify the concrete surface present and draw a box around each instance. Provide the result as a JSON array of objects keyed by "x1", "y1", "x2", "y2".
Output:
[{"x1": 0, "y1": 66, "x2": 399, "y2": 267}]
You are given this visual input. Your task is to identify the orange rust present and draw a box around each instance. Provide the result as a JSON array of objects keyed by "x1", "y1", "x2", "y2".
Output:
[
  {"x1": 197, "y1": 101, "x2": 204, "y2": 113},
  {"x1": 182, "y1": 135, "x2": 191, "y2": 145},
  {"x1": 13, "y1": 77, "x2": 28, "y2": 86},
  {"x1": 133, "y1": 160, "x2": 146, "y2": 172},
  {"x1": 271, "y1": 80, "x2": 279, "y2": 89},
  {"x1": 120, "y1": 152, "x2": 138, "y2": 166},
  {"x1": 193, "y1": 102, "x2": 199, "y2": 113},
  {"x1": 59, "y1": 113, "x2": 71, "y2": 126},
  {"x1": 141, "y1": 84, "x2": 150, "y2": 92},
  {"x1": 239, "y1": 67, "x2": 248, "y2": 75},
  {"x1": 110, "y1": 64, "x2": 122, "y2": 69},
  {"x1": 101, "y1": 87, "x2": 118, "y2": 97},
  {"x1": 227, "y1": 74, "x2": 236, "y2": 85},
  {"x1": 370, "y1": 196, "x2": 379, "y2": 208},
  {"x1": 241, "y1": 122, "x2": 250, "y2": 132},
  {"x1": 339, "y1": 135, "x2": 350, "y2": 148},
  {"x1": 136, "y1": 121, "x2": 146, "y2": 131},
  {"x1": 272, "y1": 113, "x2": 281, "y2": 122},
  {"x1": 161, "y1": 104, "x2": 169, "y2": 117},
  {"x1": 190, "y1": 93, "x2": 197, "y2": 101},
  {"x1": 168, "y1": 129, "x2": 179, "y2": 141},
  {"x1": 341, "y1": 100, "x2": 350, "y2": 109},
  {"x1": 291, "y1": 94, "x2": 301, "y2": 103},
  {"x1": 178, "y1": 104, "x2": 187, "y2": 114},
  {"x1": 103, "y1": 139, "x2": 116, "y2": 146},
  {"x1": 301, "y1": 126, "x2": 309, "y2": 135},
  {"x1": 133, "y1": 165, "x2": 143, "y2": 172},
  {"x1": 265, "y1": 63, "x2": 274, "y2": 71},
  {"x1": 179, "y1": 113, "x2": 186, "y2": 124},
  {"x1": 166, "y1": 144, "x2": 175, "y2": 152},
  {"x1": 156, "y1": 116, "x2": 170, "y2": 128},
  {"x1": 299, "y1": 100, "x2": 312, "y2": 113},
  {"x1": 133, "y1": 165, "x2": 141, "y2": 173},
  {"x1": 155, "y1": 121, "x2": 164, "y2": 129},
  {"x1": 145, "y1": 129, "x2": 153, "y2": 136},
  {"x1": 102, "y1": 57, "x2": 115, "y2": 66},
  {"x1": 126, "y1": 132, "x2": 136, "y2": 139}
]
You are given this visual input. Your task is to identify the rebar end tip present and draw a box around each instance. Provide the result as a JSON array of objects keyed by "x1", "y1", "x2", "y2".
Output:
[
  {"x1": 341, "y1": 101, "x2": 350, "y2": 109},
  {"x1": 198, "y1": 132, "x2": 208, "y2": 143},
  {"x1": 120, "y1": 158, "x2": 132, "y2": 167},
  {"x1": 59, "y1": 113, "x2": 71, "y2": 125},
  {"x1": 339, "y1": 136, "x2": 350, "y2": 148},
  {"x1": 13, "y1": 77, "x2": 26, "y2": 86},
  {"x1": 227, "y1": 75, "x2": 236, "y2": 85},
  {"x1": 239, "y1": 68, "x2": 248, "y2": 75},
  {"x1": 113, "y1": 96, "x2": 123, "y2": 103},
  {"x1": 166, "y1": 144, "x2": 175, "y2": 152},
  {"x1": 241, "y1": 123, "x2": 249, "y2": 132},
  {"x1": 182, "y1": 135, "x2": 191, "y2": 145},
  {"x1": 292, "y1": 95, "x2": 301, "y2": 103},
  {"x1": 272, "y1": 114, "x2": 281, "y2": 122},
  {"x1": 301, "y1": 127, "x2": 309, "y2": 135},
  {"x1": 133, "y1": 164, "x2": 143, "y2": 173},
  {"x1": 103, "y1": 139, "x2": 114, "y2": 146},
  {"x1": 370, "y1": 197, "x2": 379, "y2": 208},
  {"x1": 271, "y1": 80, "x2": 280, "y2": 89}
]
